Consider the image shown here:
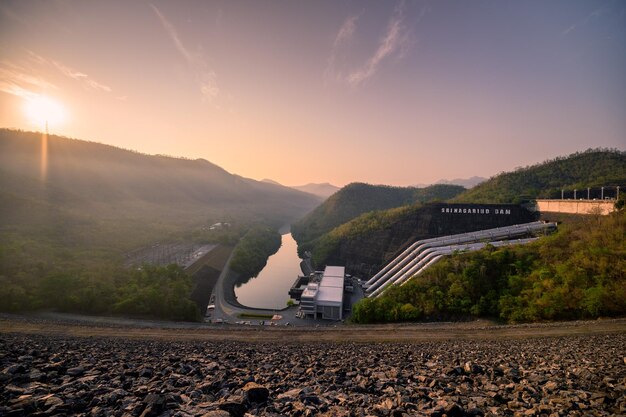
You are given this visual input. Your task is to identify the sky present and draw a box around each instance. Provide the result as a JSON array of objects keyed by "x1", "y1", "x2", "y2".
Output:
[{"x1": 1, "y1": 0, "x2": 625, "y2": 187}]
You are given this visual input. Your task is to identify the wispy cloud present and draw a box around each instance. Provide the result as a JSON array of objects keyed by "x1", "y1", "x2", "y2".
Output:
[
  {"x1": 326, "y1": 2, "x2": 422, "y2": 87},
  {"x1": 51, "y1": 60, "x2": 112, "y2": 92},
  {"x1": 24, "y1": 50, "x2": 113, "y2": 93},
  {"x1": 335, "y1": 14, "x2": 359, "y2": 48},
  {"x1": 0, "y1": 51, "x2": 115, "y2": 104},
  {"x1": 348, "y1": 3, "x2": 411, "y2": 86},
  {"x1": 324, "y1": 14, "x2": 360, "y2": 83},
  {"x1": 0, "y1": 62, "x2": 57, "y2": 100},
  {"x1": 150, "y1": 3, "x2": 219, "y2": 103},
  {"x1": 561, "y1": 7, "x2": 605, "y2": 37}
]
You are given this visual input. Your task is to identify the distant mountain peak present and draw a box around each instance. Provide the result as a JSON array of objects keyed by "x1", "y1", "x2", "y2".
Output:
[
  {"x1": 436, "y1": 176, "x2": 486, "y2": 188},
  {"x1": 414, "y1": 176, "x2": 486, "y2": 189},
  {"x1": 261, "y1": 178, "x2": 282, "y2": 185},
  {"x1": 291, "y1": 182, "x2": 340, "y2": 199}
]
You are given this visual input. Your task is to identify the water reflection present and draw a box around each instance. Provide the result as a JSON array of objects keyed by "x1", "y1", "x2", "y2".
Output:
[{"x1": 234, "y1": 233, "x2": 302, "y2": 309}]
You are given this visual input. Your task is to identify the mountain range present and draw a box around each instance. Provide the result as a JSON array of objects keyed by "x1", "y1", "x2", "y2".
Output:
[
  {"x1": 292, "y1": 148, "x2": 626, "y2": 275},
  {"x1": 0, "y1": 129, "x2": 322, "y2": 253}
]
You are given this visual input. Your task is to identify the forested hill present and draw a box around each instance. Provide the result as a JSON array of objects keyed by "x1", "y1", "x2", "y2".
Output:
[
  {"x1": 0, "y1": 129, "x2": 322, "y2": 318},
  {"x1": 454, "y1": 149, "x2": 626, "y2": 204},
  {"x1": 291, "y1": 182, "x2": 465, "y2": 246},
  {"x1": 0, "y1": 129, "x2": 321, "y2": 230}
]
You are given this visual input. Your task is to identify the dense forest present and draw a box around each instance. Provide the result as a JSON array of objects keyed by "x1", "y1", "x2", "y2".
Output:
[
  {"x1": 0, "y1": 247, "x2": 201, "y2": 321},
  {"x1": 230, "y1": 227, "x2": 282, "y2": 281},
  {"x1": 352, "y1": 210, "x2": 626, "y2": 323},
  {"x1": 0, "y1": 129, "x2": 319, "y2": 319},
  {"x1": 454, "y1": 149, "x2": 626, "y2": 204},
  {"x1": 309, "y1": 205, "x2": 416, "y2": 267},
  {"x1": 292, "y1": 182, "x2": 464, "y2": 250}
]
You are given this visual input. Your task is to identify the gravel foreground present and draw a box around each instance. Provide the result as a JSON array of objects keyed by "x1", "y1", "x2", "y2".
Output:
[{"x1": 1, "y1": 331, "x2": 625, "y2": 417}]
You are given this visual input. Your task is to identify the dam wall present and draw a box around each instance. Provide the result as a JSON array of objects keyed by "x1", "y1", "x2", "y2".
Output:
[
  {"x1": 326, "y1": 203, "x2": 538, "y2": 278},
  {"x1": 536, "y1": 199, "x2": 615, "y2": 215}
]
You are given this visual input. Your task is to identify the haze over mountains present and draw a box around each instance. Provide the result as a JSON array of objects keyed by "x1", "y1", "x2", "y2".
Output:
[
  {"x1": 0, "y1": 129, "x2": 321, "y2": 252},
  {"x1": 261, "y1": 179, "x2": 340, "y2": 199},
  {"x1": 291, "y1": 183, "x2": 340, "y2": 199},
  {"x1": 414, "y1": 176, "x2": 487, "y2": 189}
]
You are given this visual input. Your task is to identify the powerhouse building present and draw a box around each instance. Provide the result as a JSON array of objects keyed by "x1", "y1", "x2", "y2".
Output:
[{"x1": 300, "y1": 266, "x2": 345, "y2": 320}]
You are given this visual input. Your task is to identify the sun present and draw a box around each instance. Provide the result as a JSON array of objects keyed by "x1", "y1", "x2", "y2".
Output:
[{"x1": 24, "y1": 96, "x2": 66, "y2": 129}]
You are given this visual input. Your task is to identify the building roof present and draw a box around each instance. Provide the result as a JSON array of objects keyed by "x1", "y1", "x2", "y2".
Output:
[
  {"x1": 316, "y1": 265, "x2": 344, "y2": 306},
  {"x1": 324, "y1": 266, "x2": 345, "y2": 278},
  {"x1": 317, "y1": 285, "x2": 343, "y2": 306},
  {"x1": 320, "y1": 276, "x2": 343, "y2": 288}
]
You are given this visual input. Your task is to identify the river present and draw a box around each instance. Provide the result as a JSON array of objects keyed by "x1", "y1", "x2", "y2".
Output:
[{"x1": 234, "y1": 232, "x2": 302, "y2": 309}]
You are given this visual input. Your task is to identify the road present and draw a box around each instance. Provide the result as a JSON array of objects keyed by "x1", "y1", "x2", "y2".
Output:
[{"x1": 209, "y1": 251, "x2": 299, "y2": 326}]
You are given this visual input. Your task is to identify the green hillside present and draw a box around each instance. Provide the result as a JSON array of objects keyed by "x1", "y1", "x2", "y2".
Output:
[
  {"x1": 291, "y1": 182, "x2": 464, "y2": 247},
  {"x1": 352, "y1": 210, "x2": 626, "y2": 324},
  {"x1": 0, "y1": 129, "x2": 321, "y2": 318},
  {"x1": 455, "y1": 149, "x2": 626, "y2": 204}
]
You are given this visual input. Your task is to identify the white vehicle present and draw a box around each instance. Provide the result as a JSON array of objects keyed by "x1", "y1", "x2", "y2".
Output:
[{"x1": 205, "y1": 304, "x2": 215, "y2": 316}]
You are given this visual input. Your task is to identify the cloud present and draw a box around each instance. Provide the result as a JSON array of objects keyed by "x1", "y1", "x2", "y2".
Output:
[
  {"x1": 347, "y1": 4, "x2": 410, "y2": 86},
  {"x1": 561, "y1": 7, "x2": 606, "y2": 37},
  {"x1": 150, "y1": 3, "x2": 219, "y2": 103},
  {"x1": 0, "y1": 62, "x2": 57, "y2": 100},
  {"x1": 335, "y1": 14, "x2": 359, "y2": 48},
  {"x1": 0, "y1": 51, "x2": 115, "y2": 107},
  {"x1": 324, "y1": 14, "x2": 360, "y2": 83},
  {"x1": 51, "y1": 60, "x2": 112, "y2": 92},
  {"x1": 325, "y1": 2, "x2": 423, "y2": 87},
  {"x1": 23, "y1": 50, "x2": 113, "y2": 94}
]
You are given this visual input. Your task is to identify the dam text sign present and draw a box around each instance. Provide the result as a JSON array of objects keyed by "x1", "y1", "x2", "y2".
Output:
[{"x1": 441, "y1": 207, "x2": 511, "y2": 215}]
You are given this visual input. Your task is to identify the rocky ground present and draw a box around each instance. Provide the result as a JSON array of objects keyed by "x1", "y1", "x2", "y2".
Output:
[{"x1": 1, "y1": 330, "x2": 624, "y2": 417}]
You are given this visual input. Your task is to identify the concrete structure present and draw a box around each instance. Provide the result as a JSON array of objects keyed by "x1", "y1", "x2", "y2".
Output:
[
  {"x1": 365, "y1": 221, "x2": 557, "y2": 298},
  {"x1": 288, "y1": 275, "x2": 310, "y2": 300},
  {"x1": 299, "y1": 266, "x2": 346, "y2": 320},
  {"x1": 536, "y1": 199, "x2": 615, "y2": 215}
]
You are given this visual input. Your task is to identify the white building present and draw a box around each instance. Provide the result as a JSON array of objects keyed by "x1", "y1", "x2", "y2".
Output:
[{"x1": 300, "y1": 266, "x2": 345, "y2": 320}]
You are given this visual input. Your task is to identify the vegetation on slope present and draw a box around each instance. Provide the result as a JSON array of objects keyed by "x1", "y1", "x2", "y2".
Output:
[
  {"x1": 352, "y1": 210, "x2": 626, "y2": 323},
  {"x1": 454, "y1": 149, "x2": 626, "y2": 204},
  {"x1": 230, "y1": 226, "x2": 282, "y2": 280},
  {"x1": 0, "y1": 245, "x2": 201, "y2": 321},
  {"x1": 0, "y1": 129, "x2": 318, "y2": 319},
  {"x1": 292, "y1": 182, "x2": 464, "y2": 249},
  {"x1": 309, "y1": 205, "x2": 416, "y2": 267}
]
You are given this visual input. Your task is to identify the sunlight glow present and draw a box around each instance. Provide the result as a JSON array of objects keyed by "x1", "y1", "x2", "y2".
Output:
[
  {"x1": 22, "y1": 96, "x2": 66, "y2": 183},
  {"x1": 24, "y1": 96, "x2": 66, "y2": 129}
]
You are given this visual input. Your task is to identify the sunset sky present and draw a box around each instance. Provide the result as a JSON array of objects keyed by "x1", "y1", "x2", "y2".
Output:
[{"x1": 1, "y1": 0, "x2": 624, "y2": 186}]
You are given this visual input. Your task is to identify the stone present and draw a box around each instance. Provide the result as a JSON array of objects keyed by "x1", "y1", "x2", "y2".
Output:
[
  {"x1": 201, "y1": 411, "x2": 231, "y2": 417},
  {"x1": 218, "y1": 397, "x2": 247, "y2": 417},
  {"x1": 242, "y1": 382, "x2": 269, "y2": 404},
  {"x1": 67, "y1": 366, "x2": 85, "y2": 377}
]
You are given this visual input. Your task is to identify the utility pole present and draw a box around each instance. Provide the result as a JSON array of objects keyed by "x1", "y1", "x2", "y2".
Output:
[
  {"x1": 601, "y1": 186, "x2": 604, "y2": 200},
  {"x1": 587, "y1": 187, "x2": 590, "y2": 200},
  {"x1": 561, "y1": 189, "x2": 564, "y2": 200},
  {"x1": 574, "y1": 189, "x2": 577, "y2": 200}
]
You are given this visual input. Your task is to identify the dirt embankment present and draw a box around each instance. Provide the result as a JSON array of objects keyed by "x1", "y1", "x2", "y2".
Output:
[{"x1": 1, "y1": 315, "x2": 624, "y2": 343}]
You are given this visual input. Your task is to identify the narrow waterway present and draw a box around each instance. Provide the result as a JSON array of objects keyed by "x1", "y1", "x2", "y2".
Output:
[{"x1": 234, "y1": 232, "x2": 302, "y2": 309}]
